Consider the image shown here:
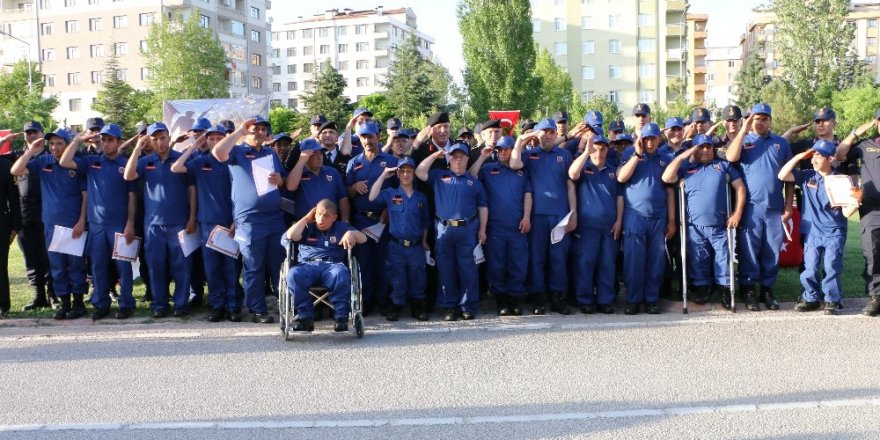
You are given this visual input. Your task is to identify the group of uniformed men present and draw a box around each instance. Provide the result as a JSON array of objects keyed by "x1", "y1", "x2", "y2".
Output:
[{"x1": 2, "y1": 102, "x2": 880, "y2": 327}]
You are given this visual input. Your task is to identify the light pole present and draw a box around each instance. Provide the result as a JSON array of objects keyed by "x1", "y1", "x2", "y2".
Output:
[{"x1": 0, "y1": 29, "x2": 33, "y2": 92}]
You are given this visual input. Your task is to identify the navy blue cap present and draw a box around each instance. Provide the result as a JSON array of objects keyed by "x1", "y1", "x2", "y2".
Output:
[
  {"x1": 584, "y1": 111, "x2": 603, "y2": 127},
  {"x1": 353, "y1": 107, "x2": 372, "y2": 118},
  {"x1": 299, "y1": 138, "x2": 322, "y2": 152},
  {"x1": 218, "y1": 120, "x2": 235, "y2": 133},
  {"x1": 813, "y1": 107, "x2": 836, "y2": 121},
  {"x1": 535, "y1": 118, "x2": 556, "y2": 131},
  {"x1": 397, "y1": 157, "x2": 416, "y2": 168},
  {"x1": 691, "y1": 107, "x2": 711, "y2": 123},
  {"x1": 812, "y1": 139, "x2": 836, "y2": 157},
  {"x1": 750, "y1": 103, "x2": 772, "y2": 117},
  {"x1": 553, "y1": 111, "x2": 569, "y2": 123},
  {"x1": 146, "y1": 122, "x2": 169, "y2": 136},
  {"x1": 641, "y1": 122, "x2": 661, "y2": 138},
  {"x1": 427, "y1": 111, "x2": 450, "y2": 126},
  {"x1": 608, "y1": 120, "x2": 625, "y2": 132},
  {"x1": 613, "y1": 133, "x2": 634, "y2": 144},
  {"x1": 683, "y1": 115, "x2": 693, "y2": 126},
  {"x1": 394, "y1": 129, "x2": 411, "y2": 139},
  {"x1": 310, "y1": 114, "x2": 328, "y2": 125},
  {"x1": 406, "y1": 128, "x2": 419, "y2": 138},
  {"x1": 592, "y1": 135, "x2": 609, "y2": 145},
  {"x1": 520, "y1": 119, "x2": 537, "y2": 131},
  {"x1": 23, "y1": 120, "x2": 44, "y2": 132},
  {"x1": 693, "y1": 134, "x2": 714, "y2": 147},
  {"x1": 272, "y1": 133, "x2": 292, "y2": 143},
  {"x1": 318, "y1": 121, "x2": 338, "y2": 133},
  {"x1": 357, "y1": 121, "x2": 380, "y2": 136},
  {"x1": 251, "y1": 115, "x2": 271, "y2": 130},
  {"x1": 206, "y1": 125, "x2": 227, "y2": 136},
  {"x1": 386, "y1": 117, "x2": 401, "y2": 130},
  {"x1": 482, "y1": 119, "x2": 502, "y2": 130},
  {"x1": 446, "y1": 141, "x2": 470, "y2": 155},
  {"x1": 86, "y1": 117, "x2": 105, "y2": 130},
  {"x1": 722, "y1": 105, "x2": 742, "y2": 120},
  {"x1": 191, "y1": 118, "x2": 212, "y2": 131},
  {"x1": 496, "y1": 136, "x2": 515, "y2": 149},
  {"x1": 665, "y1": 117, "x2": 684, "y2": 130},
  {"x1": 633, "y1": 103, "x2": 651, "y2": 116},
  {"x1": 44, "y1": 128, "x2": 71, "y2": 144},
  {"x1": 99, "y1": 124, "x2": 122, "y2": 139},
  {"x1": 591, "y1": 126, "x2": 605, "y2": 137}
]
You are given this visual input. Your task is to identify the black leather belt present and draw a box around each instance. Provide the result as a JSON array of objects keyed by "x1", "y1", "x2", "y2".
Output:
[
  {"x1": 436, "y1": 213, "x2": 477, "y2": 227},
  {"x1": 390, "y1": 235, "x2": 419, "y2": 247}
]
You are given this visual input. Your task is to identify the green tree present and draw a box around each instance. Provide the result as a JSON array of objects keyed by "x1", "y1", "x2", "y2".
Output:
[
  {"x1": 382, "y1": 35, "x2": 450, "y2": 122},
  {"x1": 734, "y1": 46, "x2": 771, "y2": 108},
  {"x1": 651, "y1": 98, "x2": 694, "y2": 130},
  {"x1": 300, "y1": 59, "x2": 351, "y2": 127},
  {"x1": 356, "y1": 93, "x2": 398, "y2": 126},
  {"x1": 533, "y1": 46, "x2": 575, "y2": 117},
  {"x1": 458, "y1": 0, "x2": 540, "y2": 119},
  {"x1": 831, "y1": 84, "x2": 880, "y2": 136},
  {"x1": 143, "y1": 11, "x2": 229, "y2": 104},
  {"x1": 92, "y1": 51, "x2": 141, "y2": 134},
  {"x1": 570, "y1": 95, "x2": 623, "y2": 133},
  {"x1": 760, "y1": 79, "x2": 811, "y2": 136},
  {"x1": 268, "y1": 105, "x2": 300, "y2": 134},
  {"x1": 0, "y1": 60, "x2": 59, "y2": 140}
]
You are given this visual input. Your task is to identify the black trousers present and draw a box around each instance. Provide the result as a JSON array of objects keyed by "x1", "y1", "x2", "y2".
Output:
[
  {"x1": 0, "y1": 218, "x2": 10, "y2": 312},
  {"x1": 861, "y1": 219, "x2": 880, "y2": 297},
  {"x1": 16, "y1": 220, "x2": 53, "y2": 295}
]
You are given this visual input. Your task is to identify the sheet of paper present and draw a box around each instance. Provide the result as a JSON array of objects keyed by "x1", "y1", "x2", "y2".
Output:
[
  {"x1": 425, "y1": 250, "x2": 435, "y2": 267},
  {"x1": 206, "y1": 225, "x2": 240, "y2": 258},
  {"x1": 112, "y1": 233, "x2": 141, "y2": 262},
  {"x1": 251, "y1": 155, "x2": 276, "y2": 196},
  {"x1": 280, "y1": 197, "x2": 296, "y2": 215},
  {"x1": 177, "y1": 227, "x2": 201, "y2": 257},
  {"x1": 825, "y1": 175, "x2": 858, "y2": 208},
  {"x1": 362, "y1": 222, "x2": 386, "y2": 242},
  {"x1": 550, "y1": 210, "x2": 574, "y2": 244},
  {"x1": 473, "y1": 243, "x2": 485, "y2": 264},
  {"x1": 48, "y1": 226, "x2": 87, "y2": 257}
]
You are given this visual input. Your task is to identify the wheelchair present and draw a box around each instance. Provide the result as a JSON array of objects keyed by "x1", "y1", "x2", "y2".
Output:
[{"x1": 278, "y1": 241, "x2": 365, "y2": 340}]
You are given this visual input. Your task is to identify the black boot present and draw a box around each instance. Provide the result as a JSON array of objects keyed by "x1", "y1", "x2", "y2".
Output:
[
  {"x1": 507, "y1": 296, "x2": 523, "y2": 316},
  {"x1": 760, "y1": 286, "x2": 780, "y2": 310},
  {"x1": 497, "y1": 294, "x2": 511, "y2": 316},
  {"x1": 691, "y1": 285, "x2": 710, "y2": 305},
  {"x1": 549, "y1": 291, "x2": 572, "y2": 315},
  {"x1": 410, "y1": 300, "x2": 429, "y2": 321},
  {"x1": 53, "y1": 295, "x2": 71, "y2": 320},
  {"x1": 862, "y1": 295, "x2": 880, "y2": 317},
  {"x1": 743, "y1": 285, "x2": 759, "y2": 311},
  {"x1": 386, "y1": 304, "x2": 400, "y2": 322},
  {"x1": 22, "y1": 285, "x2": 51, "y2": 311},
  {"x1": 530, "y1": 292, "x2": 547, "y2": 315},
  {"x1": 717, "y1": 285, "x2": 732, "y2": 310},
  {"x1": 66, "y1": 295, "x2": 87, "y2": 319}
]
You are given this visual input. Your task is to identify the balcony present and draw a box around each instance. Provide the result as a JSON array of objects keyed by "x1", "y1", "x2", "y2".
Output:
[
  {"x1": 693, "y1": 83, "x2": 706, "y2": 92},
  {"x1": 667, "y1": 0, "x2": 686, "y2": 12},
  {"x1": 694, "y1": 29, "x2": 707, "y2": 39},
  {"x1": 693, "y1": 47, "x2": 707, "y2": 57},
  {"x1": 666, "y1": 49, "x2": 686, "y2": 61},
  {"x1": 162, "y1": 0, "x2": 187, "y2": 7},
  {"x1": 666, "y1": 25, "x2": 684, "y2": 37},
  {"x1": 693, "y1": 65, "x2": 707, "y2": 74},
  {"x1": 219, "y1": 3, "x2": 246, "y2": 18}
]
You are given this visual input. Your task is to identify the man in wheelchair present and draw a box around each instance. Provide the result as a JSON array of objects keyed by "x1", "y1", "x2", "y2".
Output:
[{"x1": 285, "y1": 199, "x2": 367, "y2": 332}]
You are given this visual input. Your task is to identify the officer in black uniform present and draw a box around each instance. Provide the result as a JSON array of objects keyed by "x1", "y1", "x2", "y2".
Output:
[{"x1": 0, "y1": 142, "x2": 22, "y2": 318}]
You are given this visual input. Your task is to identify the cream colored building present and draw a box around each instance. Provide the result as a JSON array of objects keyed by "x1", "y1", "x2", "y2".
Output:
[
  {"x1": 268, "y1": 7, "x2": 434, "y2": 111},
  {"x1": 704, "y1": 46, "x2": 740, "y2": 108},
  {"x1": 0, "y1": 0, "x2": 271, "y2": 131},
  {"x1": 685, "y1": 13, "x2": 706, "y2": 105},
  {"x1": 531, "y1": 0, "x2": 689, "y2": 117}
]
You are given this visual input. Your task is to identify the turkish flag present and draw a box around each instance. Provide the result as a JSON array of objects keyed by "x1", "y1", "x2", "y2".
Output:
[
  {"x1": 0, "y1": 130, "x2": 11, "y2": 155},
  {"x1": 488, "y1": 110, "x2": 520, "y2": 137},
  {"x1": 778, "y1": 205, "x2": 803, "y2": 268}
]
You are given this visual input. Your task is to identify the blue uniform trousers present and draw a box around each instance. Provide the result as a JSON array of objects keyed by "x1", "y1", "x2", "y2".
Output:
[
  {"x1": 351, "y1": 214, "x2": 389, "y2": 308},
  {"x1": 435, "y1": 220, "x2": 480, "y2": 312},
  {"x1": 236, "y1": 220, "x2": 284, "y2": 315},
  {"x1": 801, "y1": 234, "x2": 845, "y2": 303},
  {"x1": 200, "y1": 222, "x2": 241, "y2": 312},
  {"x1": 527, "y1": 213, "x2": 571, "y2": 294},
  {"x1": 289, "y1": 261, "x2": 350, "y2": 320},
  {"x1": 573, "y1": 227, "x2": 618, "y2": 305},
  {"x1": 385, "y1": 240, "x2": 427, "y2": 306},
  {"x1": 687, "y1": 224, "x2": 731, "y2": 287},
  {"x1": 44, "y1": 224, "x2": 88, "y2": 296},
  {"x1": 622, "y1": 213, "x2": 666, "y2": 304},
  {"x1": 88, "y1": 224, "x2": 134, "y2": 310},
  {"x1": 737, "y1": 207, "x2": 783, "y2": 287},
  {"x1": 145, "y1": 224, "x2": 191, "y2": 313},
  {"x1": 486, "y1": 227, "x2": 528, "y2": 298}
]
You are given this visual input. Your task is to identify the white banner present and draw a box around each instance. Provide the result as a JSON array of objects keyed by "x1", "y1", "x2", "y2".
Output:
[{"x1": 162, "y1": 95, "x2": 270, "y2": 141}]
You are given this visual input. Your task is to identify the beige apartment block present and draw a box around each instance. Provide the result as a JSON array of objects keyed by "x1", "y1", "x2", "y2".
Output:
[
  {"x1": 0, "y1": 0, "x2": 270, "y2": 131},
  {"x1": 685, "y1": 13, "x2": 706, "y2": 105},
  {"x1": 268, "y1": 7, "x2": 434, "y2": 111},
  {"x1": 704, "y1": 46, "x2": 740, "y2": 108},
  {"x1": 531, "y1": 0, "x2": 689, "y2": 119}
]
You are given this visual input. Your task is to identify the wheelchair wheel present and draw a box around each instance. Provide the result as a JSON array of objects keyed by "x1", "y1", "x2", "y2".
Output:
[{"x1": 354, "y1": 314, "x2": 364, "y2": 339}]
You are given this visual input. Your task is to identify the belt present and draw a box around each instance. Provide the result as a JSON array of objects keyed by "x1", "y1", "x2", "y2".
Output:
[
  {"x1": 436, "y1": 213, "x2": 477, "y2": 227},
  {"x1": 304, "y1": 256, "x2": 341, "y2": 264},
  {"x1": 390, "y1": 235, "x2": 419, "y2": 247},
  {"x1": 360, "y1": 210, "x2": 382, "y2": 221}
]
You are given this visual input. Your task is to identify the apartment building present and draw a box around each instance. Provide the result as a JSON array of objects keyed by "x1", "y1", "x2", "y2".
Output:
[
  {"x1": 704, "y1": 46, "x2": 740, "y2": 107},
  {"x1": 685, "y1": 13, "x2": 706, "y2": 104}
]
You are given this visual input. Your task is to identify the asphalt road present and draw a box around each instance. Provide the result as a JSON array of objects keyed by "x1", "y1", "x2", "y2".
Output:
[{"x1": 2, "y1": 303, "x2": 879, "y2": 439}]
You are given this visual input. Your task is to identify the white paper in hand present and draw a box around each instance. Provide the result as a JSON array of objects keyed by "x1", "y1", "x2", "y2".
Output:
[
  {"x1": 112, "y1": 233, "x2": 141, "y2": 262},
  {"x1": 473, "y1": 243, "x2": 485, "y2": 264},
  {"x1": 425, "y1": 250, "x2": 435, "y2": 267},
  {"x1": 251, "y1": 155, "x2": 276, "y2": 196},
  {"x1": 48, "y1": 226, "x2": 87, "y2": 257},
  {"x1": 550, "y1": 210, "x2": 574, "y2": 244},
  {"x1": 206, "y1": 225, "x2": 240, "y2": 258},
  {"x1": 362, "y1": 223, "x2": 386, "y2": 242},
  {"x1": 177, "y1": 227, "x2": 201, "y2": 257},
  {"x1": 824, "y1": 175, "x2": 858, "y2": 208}
]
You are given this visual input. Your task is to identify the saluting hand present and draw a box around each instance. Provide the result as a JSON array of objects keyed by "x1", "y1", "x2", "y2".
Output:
[
  {"x1": 0, "y1": 132, "x2": 21, "y2": 144},
  {"x1": 855, "y1": 119, "x2": 876, "y2": 137},
  {"x1": 480, "y1": 145, "x2": 493, "y2": 158},
  {"x1": 26, "y1": 138, "x2": 44, "y2": 153},
  {"x1": 434, "y1": 149, "x2": 446, "y2": 160},
  {"x1": 382, "y1": 167, "x2": 398, "y2": 178},
  {"x1": 290, "y1": 128, "x2": 303, "y2": 140}
]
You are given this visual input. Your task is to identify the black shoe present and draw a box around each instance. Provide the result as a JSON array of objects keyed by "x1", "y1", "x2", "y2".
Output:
[
  {"x1": 152, "y1": 310, "x2": 167, "y2": 319},
  {"x1": 461, "y1": 311, "x2": 475, "y2": 320},
  {"x1": 252, "y1": 313, "x2": 275, "y2": 324},
  {"x1": 442, "y1": 308, "x2": 458, "y2": 321},
  {"x1": 292, "y1": 318, "x2": 314, "y2": 332},
  {"x1": 22, "y1": 286, "x2": 51, "y2": 311},
  {"x1": 496, "y1": 295, "x2": 510, "y2": 316},
  {"x1": 691, "y1": 286, "x2": 710, "y2": 305},
  {"x1": 624, "y1": 303, "x2": 640, "y2": 315},
  {"x1": 760, "y1": 287, "x2": 780, "y2": 310},
  {"x1": 115, "y1": 309, "x2": 134, "y2": 319},
  {"x1": 507, "y1": 297, "x2": 523, "y2": 316},
  {"x1": 142, "y1": 292, "x2": 153, "y2": 303},
  {"x1": 794, "y1": 300, "x2": 821, "y2": 312},
  {"x1": 597, "y1": 304, "x2": 615, "y2": 314},
  {"x1": 172, "y1": 309, "x2": 190, "y2": 318},
  {"x1": 91, "y1": 307, "x2": 111, "y2": 320},
  {"x1": 228, "y1": 310, "x2": 243, "y2": 322},
  {"x1": 717, "y1": 286, "x2": 732, "y2": 310},
  {"x1": 386, "y1": 305, "x2": 401, "y2": 322},
  {"x1": 645, "y1": 302, "x2": 662, "y2": 314},
  {"x1": 862, "y1": 296, "x2": 880, "y2": 317},
  {"x1": 744, "y1": 286, "x2": 759, "y2": 311},
  {"x1": 579, "y1": 304, "x2": 596, "y2": 314},
  {"x1": 0, "y1": 309, "x2": 8, "y2": 319},
  {"x1": 529, "y1": 292, "x2": 547, "y2": 315},
  {"x1": 334, "y1": 318, "x2": 348, "y2": 332},
  {"x1": 66, "y1": 296, "x2": 87, "y2": 319},
  {"x1": 549, "y1": 291, "x2": 572, "y2": 315},
  {"x1": 188, "y1": 296, "x2": 203, "y2": 308},
  {"x1": 824, "y1": 302, "x2": 842, "y2": 315},
  {"x1": 207, "y1": 308, "x2": 226, "y2": 322},
  {"x1": 53, "y1": 295, "x2": 72, "y2": 320},
  {"x1": 411, "y1": 300, "x2": 429, "y2": 321}
]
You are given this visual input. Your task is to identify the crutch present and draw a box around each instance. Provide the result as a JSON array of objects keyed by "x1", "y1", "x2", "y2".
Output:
[
  {"x1": 726, "y1": 176, "x2": 736, "y2": 313},
  {"x1": 679, "y1": 180, "x2": 688, "y2": 314}
]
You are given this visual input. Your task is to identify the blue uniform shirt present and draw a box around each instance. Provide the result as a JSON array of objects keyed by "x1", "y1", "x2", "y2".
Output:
[
  {"x1": 224, "y1": 144, "x2": 287, "y2": 222},
  {"x1": 428, "y1": 169, "x2": 487, "y2": 220},
  {"x1": 678, "y1": 159, "x2": 742, "y2": 227},
  {"x1": 658, "y1": 140, "x2": 692, "y2": 158},
  {"x1": 793, "y1": 169, "x2": 848, "y2": 236},
  {"x1": 184, "y1": 150, "x2": 233, "y2": 225},
  {"x1": 74, "y1": 154, "x2": 135, "y2": 226},
  {"x1": 737, "y1": 132, "x2": 792, "y2": 210},
  {"x1": 297, "y1": 221, "x2": 355, "y2": 263},
  {"x1": 376, "y1": 187, "x2": 430, "y2": 241},
  {"x1": 573, "y1": 159, "x2": 619, "y2": 230},
  {"x1": 27, "y1": 154, "x2": 86, "y2": 227},
  {"x1": 522, "y1": 146, "x2": 573, "y2": 216},
  {"x1": 345, "y1": 151, "x2": 397, "y2": 214},
  {"x1": 620, "y1": 149, "x2": 671, "y2": 218},
  {"x1": 479, "y1": 162, "x2": 532, "y2": 229},
  {"x1": 136, "y1": 150, "x2": 192, "y2": 226},
  {"x1": 293, "y1": 165, "x2": 346, "y2": 219}
]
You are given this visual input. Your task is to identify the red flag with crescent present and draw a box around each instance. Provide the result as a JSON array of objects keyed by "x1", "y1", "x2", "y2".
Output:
[{"x1": 488, "y1": 110, "x2": 520, "y2": 137}]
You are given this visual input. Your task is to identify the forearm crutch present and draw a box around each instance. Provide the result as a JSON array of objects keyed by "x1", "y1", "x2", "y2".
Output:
[
  {"x1": 726, "y1": 176, "x2": 736, "y2": 313},
  {"x1": 679, "y1": 180, "x2": 688, "y2": 314}
]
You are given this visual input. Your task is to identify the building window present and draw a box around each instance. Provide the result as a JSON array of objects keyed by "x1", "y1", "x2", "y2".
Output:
[
  {"x1": 356, "y1": 60, "x2": 369, "y2": 70},
  {"x1": 89, "y1": 44, "x2": 103, "y2": 58},
  {"x1": 139, "y1": 13, "x2": 154, "y2": 26},
  {"x1": 198, "y1": 15, "x2": 209, "y2": 28},
  {"x1": 302, "y1": 28, "x2": 313, "y2": 38},
  {"x1": 728, "y1": 60, "x2": 736, "y2": 68},
  {"x1": 582, "y1": 16, "x2": 593, "y2": 29},
  {"x1": 639, "y1": 38, "x2": 656, "y2": 52},
  {"x1": 554, "y1": 42, "x2": 567, "y2": 55},
  {"x1": 869, "y1": 19, "x2": 878, "y2": 28},
  {"x1": 272, "y1": 64, "x2": 280, "y2": 74},
  {"x1": 272, "y1": 82, "x2": 280, "y2": 92},
  {"x1": 303, "y1": 63, "x2": 313, "y2": 73},
  {"x1": 867, "y1": 55, "x2": 877, "y2": 64},
  {"x1": 319, "y1": 27, "x2": 329, "y2": 37},
  {"x1": 582, "y1": 90, "x2": 595, "y2": 100},
  {"x1": 304, "y1": 80, "x2": 315, "y2": 91},
  {"x1": 272, "y1": 32, "x2": 280, "y2": 41},
  {"x1": 868, "y1": 37, "x2": 877, "y2": 47},
  {"x1": 532, "y1": 19, "x2": 541, "y2": 32},
  {"x1": 272, "y1": 48, "x2": 280, "y2": 58},
  {"x1": 581, "y1": 66, "x2": 594, "y2": 80},
  {"x1": 637, "y1": 13, "x2": 654, "y2": 27},
  {"x1": 251, "y1": 30, "x2": 260, "y2": 42},
  {"x1": 609, "y1": 65, "x2": 622, "y2": 78},
  {"x1": 64, "y1": 0, "x2": 75, "y2": 6},
  {"x1": 355, "y1": 24, "x2": 367, "y2": 34},
  {"x1": 117, "y1": 69, "x2": 128, "y2": 81},
  {"x1": 338, "y1": 61, "x2": 348, "y2": 70},
  {"x1": 356, "y1": 77, "x2": 369, "y2": 87},
  {"x1": 287, "y1": 81, "x2": 297, "y2": 91},
  {"x1": 304, "y1": 46, "x2": 314, "y2": 56},
  {"x1": 338, "y1": 44, "x2": 348, "y2": 53},
  {"x1": 41, "y1": 49, "x2": 55, "y2": 61},
  {"x1": 707, "y1": 73, "x2": 714, "y2": 82},
  {"x1": 231, "y1": 20, "x2": 244, "y2": 37},
  {"x1": 65, "y1": 20, "x2": 79, "y2": 32},
  {"x1": 639, "y1": 63, "x2": 655, "y2": 77},
  {"x1": 113, "y1": 42, "x2": 127, "y2": 56},
  {"x1": 140, "y1": 40, "x2": 148, "y2": 52},
  {"x1": 356, "y1": 42, "x2": 369, "y2": 52},
  {"x1": 66, "y1": 46, "x2": 80, "y2": 59},
  {"x1": 609, "y1": 14, "x2": 621, "y2": 27},
  {"x1": 68, "y1": 72, "x2": 80, "y2": 85},
  {"x1": 287, "y1": 47, "x2": 297, "y2": 56},
  {"x1": 45, "y1": 75, "x2": 55, "y2": 87},
  {"x1": 337, "y1": 26, "x2": 347, "y2": 36},
  {"x1": 608, "y1": 90, "x2": 621, "y2": 102},
  {"x1": 554, "y1": 18, "x2": 566, "y2": 31},
  {"x1": 249, "y1": 6, "x2": 260, "y2": 19},
  {"x1": 581, "y1": 40, "x2": 595, "y2": 55},
  {"x1": 319, "y1": 44, "x2": 330, "y2": 54},
  {"x1": 287, "y1": 64, "x2": 296, "y2": 74},
  {"x1": 608, "y1": 39, "x2": 621, "y2": 53},
  {"x1": 88, "y1": 0, "x2": 98, "y2": 4},
  {"x1": 69, "y1": 98, "x2": 82, "y2": 111},
  {"x1": 252, "y1": 76, "x2": 262, "y2": 89},
  {"x1": 40, "y1": 22, "x2": 53, "y2": 35},
  {"x1": 89, "y1": 17, "x2": 102, "y2": 31},
  {"x1": 286, "y1": 31, "x2": 296, "y2": 40},
  {"x1": 288, "y1": 99, "x2": 297, "y2": 108},
  {"x1": 640, "y1": 89, "x2": 656, "y2": 102},
  {"x1": 113, "y1": 15, "x2": 127, "y2": 28},
  {"x1": 251, "y1": 53, "x2": 261, "y2": 66},
  {"x1": 90, "y1": 71, "x2": 103, "y2": 84},
  {"x1": 141, "y1": 67, "x2": 150, "y2": 80}
]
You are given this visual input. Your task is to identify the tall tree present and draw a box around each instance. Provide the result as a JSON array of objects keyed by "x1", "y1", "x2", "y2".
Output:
[
  {"x1": 573, "y1": 95, "x2": 623, "y2": 132},
  {"x1": 300, "y1": 59, "x2": 351, "y2": 126},
  {"x1": 533, "y1": 46, "x2": 575, "y2": 117},
  {"x1": 760, "y1": 79, "x2": 811, "y2": 135},
  {"x1": 356, "y1": 93, "x2": 398, "y2": 127},
  {"x1": 831, "y1": 84, "x2": 880, "y2": 136},
  {"x1": 0, "y1": 60, "x2": 58, "y2": 137},
  {"x1": 458, "y1": 0, "x2": 540, "y2": 119},
  {"x1": 734, "y1": 46, "x2": 771, "y2": 108},
  {"x1": 92, "y1": 51, "x2": 139, "y2": 133},
  {"x1": 382, "y1": 35, "x2": 450, "y2": 122},
  {"x1": 143, "y1": 11, "x2": 229, "y2": 104}
]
